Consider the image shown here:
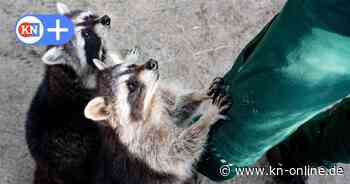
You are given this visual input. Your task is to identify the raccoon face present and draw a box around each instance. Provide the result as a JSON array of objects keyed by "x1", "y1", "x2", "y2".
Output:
[
  {"x1": 115, "y1": 59, "x2": 159, "y2": 123},
  {"x1": 41, "y1": 3, "x2": 111, "y2": 74},
  {"x1": 84, "y1": 59, "x2": 160, "y2": 127}
]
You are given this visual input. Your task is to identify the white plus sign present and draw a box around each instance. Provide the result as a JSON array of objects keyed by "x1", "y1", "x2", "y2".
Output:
[{"x1": 47, "y1": 19, "x2": 68, "y2": 41}]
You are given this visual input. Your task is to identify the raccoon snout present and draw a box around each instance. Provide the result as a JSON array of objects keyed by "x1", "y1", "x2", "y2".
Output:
[
  {"x1": 145, "y1": 59, "x2": 158, "y2": 71},
  {"x1": 100, "y1": 15, "x2": 111, "y2": 26}
]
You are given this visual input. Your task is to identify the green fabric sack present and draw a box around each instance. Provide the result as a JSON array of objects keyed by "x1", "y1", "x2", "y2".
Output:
[
  {"x1": 277, "y1": 97, "x2": 350, "y2": 169},
  {"x1": 196, "y1": 0, "x2": 350, "y2": 181}
]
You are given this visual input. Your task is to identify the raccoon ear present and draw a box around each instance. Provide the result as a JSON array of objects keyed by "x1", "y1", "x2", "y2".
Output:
[
  {"x1": 56, "y1": 2, "x2": 70, "y2": 15},
  {"x1": 93, "y1": 59, "x2": 108, "y2": 70},
  {"x1": 85, "y1": 97, "x2": 111, "y2": 121},
  {"x1": 42, "y1": 47, "x2": 66, "y2": 65}
]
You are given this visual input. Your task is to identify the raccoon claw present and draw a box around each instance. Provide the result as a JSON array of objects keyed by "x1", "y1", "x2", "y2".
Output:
[
  {"x1": 208, "y1": 77, "x2": 225, "y2": 97},
  {"x1": 208, "y1": 77, "x2": 230, "y2": 109},
  {"x1": 212, "y1": 77, "x2": 224, "y2": 84},
  {"x1": 213, "y1": 94, "x2": 232, "y2": 114}
]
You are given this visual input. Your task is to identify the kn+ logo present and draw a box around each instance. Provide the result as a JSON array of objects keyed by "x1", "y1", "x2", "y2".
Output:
[
  {"x1": 18, "y1": 23, "x2": 40, "y2": 37},
  {"x1": 16, "y1": 16, "x2": 43, "y2": 44},
  {"x1": 15, "y1": 15, "x2": 74, "y2": 45}
]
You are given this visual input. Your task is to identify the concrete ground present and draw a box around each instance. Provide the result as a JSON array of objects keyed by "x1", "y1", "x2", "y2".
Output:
[{"x1": 0, "y1": 0, "x2": 349, "y2": 183}]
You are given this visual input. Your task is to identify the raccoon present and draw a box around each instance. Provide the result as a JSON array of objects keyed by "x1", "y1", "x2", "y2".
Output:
[
  {"x1": 24, "y1": 3, "x2": 122, "y2": 184},
  {"x1": 84, "y1": 58, "x2": 232, "y2": 184}
]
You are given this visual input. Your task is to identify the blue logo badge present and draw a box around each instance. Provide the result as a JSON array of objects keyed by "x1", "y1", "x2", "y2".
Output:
[{"x1": 15, "y1": 15, "x2": 74, "y2": 45}]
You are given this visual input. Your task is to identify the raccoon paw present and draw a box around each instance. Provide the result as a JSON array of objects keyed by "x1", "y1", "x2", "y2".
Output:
[
  {"x1": 125, "y1": 46, "x2": 140, "y2": 63},
  {"x1": 207, "y1": 77, "x2": 225, "y2": 98},
  {"x1": 212, "y1": 93, "x2": 232, "y2": 114},
  {"x1": 205, "y1": 103, "x2": 227, "y2": 126},
  {"x1": 202, "y1": 92, "x2": 232, "y2": 127}
]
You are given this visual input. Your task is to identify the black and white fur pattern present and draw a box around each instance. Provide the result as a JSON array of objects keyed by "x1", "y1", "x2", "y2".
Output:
[
  {"x1": 24, "y1": 3, "x2": 133, "y2": 184},
  {"x1": 85, "y1": 57, "x2": 231, "y2": 184}
]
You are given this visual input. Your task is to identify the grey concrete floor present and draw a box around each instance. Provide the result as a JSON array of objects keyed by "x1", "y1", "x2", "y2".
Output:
[{"x1": 0, "y1": 0, "x2": 349, "y2": 184}]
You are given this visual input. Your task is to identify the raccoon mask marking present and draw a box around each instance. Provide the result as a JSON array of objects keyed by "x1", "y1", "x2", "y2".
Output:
[
  {"x1": 41, "y1": 2, "x2": 113, "y2": 87},
  {"x1": 87, "y1": 59, "x2": 159, "y2": 127}
]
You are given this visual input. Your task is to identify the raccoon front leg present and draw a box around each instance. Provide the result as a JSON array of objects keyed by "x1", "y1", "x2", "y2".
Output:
[
  {"x1": 172, "y1": 92, "x2": 209, "y2": 126},
  {"x1": 172, "y1": 77, "x2": 226, "y2": 127},
  {"x1": 170, "y1": 93, "x2": 231, "y2": 159}
]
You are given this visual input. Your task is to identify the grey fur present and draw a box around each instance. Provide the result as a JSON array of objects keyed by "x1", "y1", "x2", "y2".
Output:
[{"x1": 88, "y1": 59, "x2": 231, "y2": 184}]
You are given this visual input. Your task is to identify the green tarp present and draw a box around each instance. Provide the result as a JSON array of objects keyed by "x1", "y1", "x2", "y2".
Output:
[{"x1": 197, "y1": 0, "x2": 350, "y2": 181}]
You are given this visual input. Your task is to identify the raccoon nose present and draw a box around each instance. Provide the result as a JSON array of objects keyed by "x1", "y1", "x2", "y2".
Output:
[
  {"x1": 145, "y1": 59, "x2": 158, "y2": 70},
  {"x1": 100, "y1": 15, "x2": 111, "y2": 26}
]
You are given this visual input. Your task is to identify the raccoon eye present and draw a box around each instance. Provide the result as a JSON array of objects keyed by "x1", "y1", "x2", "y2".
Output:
[{"x1": 127, "y1": 81, "x2": 138, "y2": 93}]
